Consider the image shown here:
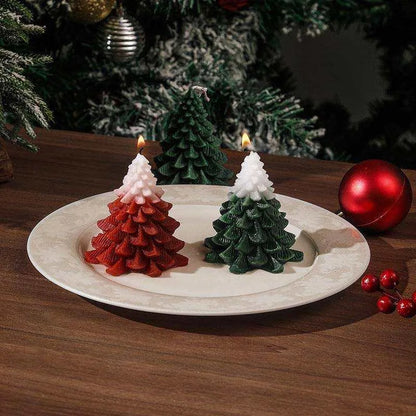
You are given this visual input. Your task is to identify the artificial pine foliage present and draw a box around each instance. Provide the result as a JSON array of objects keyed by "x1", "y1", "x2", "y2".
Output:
[
  {"x1": 154, "y1": 88, "x2": 233, "y2": 184},
  {"x1": 26, "y1": 0, "x2": 326, "y2": 157},
  {"x1": 0, "y1": 0, "x2": 51, "y2": 151},
  {"x1": 205, "y1": 194, "x2": 303, "y2": 274},
  {"x1": 25, "y1": 0, "x2": 416, "y2": 166}
]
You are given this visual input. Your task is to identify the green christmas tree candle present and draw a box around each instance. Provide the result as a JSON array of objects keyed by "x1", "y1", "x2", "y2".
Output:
[
  {"x1": 155, "y1": 86, "x2": 233, "y2": 185},
  {"x1": 204, "y1": 138, "x2": 303, "y2": 274}
]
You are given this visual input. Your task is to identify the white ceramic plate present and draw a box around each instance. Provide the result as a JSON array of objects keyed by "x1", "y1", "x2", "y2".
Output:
[{"x1": 27, "y1": 185, "x2": 370, "y2": 316}]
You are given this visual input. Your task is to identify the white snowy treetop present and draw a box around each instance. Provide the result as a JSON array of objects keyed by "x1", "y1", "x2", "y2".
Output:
[
  {"x1": 229, "y1": 151, "x2": 275, "y2": 201},
  {"x1": 114, "y1": 153, "x2": 164, "y2": 204}
]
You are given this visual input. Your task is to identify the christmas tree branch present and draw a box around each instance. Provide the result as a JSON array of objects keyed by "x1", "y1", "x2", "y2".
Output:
[{"x1": 0, "y1": 0, "x2": 52, "y2": 151}]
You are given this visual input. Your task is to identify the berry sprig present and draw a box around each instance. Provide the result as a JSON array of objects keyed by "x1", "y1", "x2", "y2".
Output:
[{"x1": 361, "y1": 269, "x2": 416, "y2": 318}]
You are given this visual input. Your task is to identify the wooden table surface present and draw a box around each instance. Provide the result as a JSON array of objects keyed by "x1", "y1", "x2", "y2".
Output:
[{"x1": 1, "y1": 129, "x2": 415, "y2": 416}]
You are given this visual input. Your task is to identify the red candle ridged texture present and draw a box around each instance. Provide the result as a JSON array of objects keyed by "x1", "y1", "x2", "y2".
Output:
[
  {"x1": 85, "y1": 152, "x2": 188, "y2": 276},
  {"x1": 85, "y1": 197, "x2": 188, "y2": 276}
]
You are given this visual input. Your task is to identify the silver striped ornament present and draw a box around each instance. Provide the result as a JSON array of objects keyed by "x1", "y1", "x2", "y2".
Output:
[{"x1": 99, "y1": 6, "x2": 144, "y2": 63}]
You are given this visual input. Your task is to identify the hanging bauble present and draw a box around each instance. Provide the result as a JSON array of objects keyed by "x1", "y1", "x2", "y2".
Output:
[
  {"x1": 339, "y1": 160, "x2": 413, "y2": 232},
  {"x1": 217, "y1": 0, "x2": 249, "y2": 12},
  {"x1": 98, "y1": 5, "x2": 145, "y2": 63},
  {"x1": 68, "y1": 0, "x2": 116, "y2": 24}
]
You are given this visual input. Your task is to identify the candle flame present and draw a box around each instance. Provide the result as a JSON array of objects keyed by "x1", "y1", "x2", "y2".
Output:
[
  {"x1": 241, "y1": 132, "x2": 251, "y2": 149},
  {"x1": 137, "y1": 135, "x2": 145, "y2": 152}
]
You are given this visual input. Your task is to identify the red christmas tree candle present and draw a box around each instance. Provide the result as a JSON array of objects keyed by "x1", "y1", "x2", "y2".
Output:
[{"x1": 85, "y1": 137, "x2": 188, "y2": 277}]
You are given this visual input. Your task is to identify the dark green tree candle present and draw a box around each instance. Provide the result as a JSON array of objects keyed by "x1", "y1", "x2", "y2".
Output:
[
  {"x1": 155, "y1": 87, "x2": 233, "y2": 185},
  {"x1": 204, "y1": 151, "x2": 303, "y2": 274}
]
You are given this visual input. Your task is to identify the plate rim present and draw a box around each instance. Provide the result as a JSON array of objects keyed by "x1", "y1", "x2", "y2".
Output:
[{"x1": 27, "y1": 185, "x2": 371, "y2": 316}]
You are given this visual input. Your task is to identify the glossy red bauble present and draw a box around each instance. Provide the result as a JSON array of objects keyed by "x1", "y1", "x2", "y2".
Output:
[
  {"x1": 361, "y1": 274, "x2": 379, "y2": 292},
  {"x1": 339, "y1": 160, "x2": 412, "y2": 232},
  {"x1": 379, "y1": 269, "x2": 399, "y2": 289},
  {"x1": 397, "y1": 299, "x2": 416, "y2": 318},
  {"x1": 377, "y1": 295, "x2": 396, "y2": 314},
  {"x1": 217, "y1": 0, "x2": 249, "y2": 12}
]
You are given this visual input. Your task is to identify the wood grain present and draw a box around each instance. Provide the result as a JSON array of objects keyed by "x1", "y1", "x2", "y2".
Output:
[
  {"x1": 1, "y1": 129, "x2": 415, "y2": 416},
  {"x1": 0, "y1": 140, "x2": 13, "y2": 183}
]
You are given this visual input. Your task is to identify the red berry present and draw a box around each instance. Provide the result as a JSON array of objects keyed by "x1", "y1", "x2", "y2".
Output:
[
  {"x1": 361, "y1": 274, "x2": 379, "y2": 292},
  {"x1": 377, "y1": 295, "x2": 396, "y2": 314},
  {"x1": 380, "y1": 269, "x2": 399, "y2": 289},
  {"x1": 397, "y1": 299, "x2": 416, "y2": 318},
  {"x1": 412, "y1": 291, "x2": 416, "y2": 305}
]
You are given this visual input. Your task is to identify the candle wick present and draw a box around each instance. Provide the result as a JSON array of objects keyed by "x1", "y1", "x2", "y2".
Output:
[{"x1": 191, "y1": 86, "x2": 210, "y2": 102}]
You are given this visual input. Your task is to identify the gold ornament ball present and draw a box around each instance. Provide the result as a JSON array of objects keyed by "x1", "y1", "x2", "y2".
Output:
[{"x1": 68, "y1": 0, "x2": 116, "y2": 24}]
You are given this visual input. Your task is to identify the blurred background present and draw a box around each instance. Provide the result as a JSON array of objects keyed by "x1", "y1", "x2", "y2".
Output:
[
  {"x1": 282, "y1": 25, "x2": 385, "y2": 123},
  {"x1": 3, "y1": 0, "x2": 416, "y2": 167}
]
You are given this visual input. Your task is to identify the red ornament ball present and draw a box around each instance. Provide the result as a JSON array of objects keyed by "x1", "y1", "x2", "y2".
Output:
[
  {"x1": 379, "y1": 269, "x2": 399, "y2": 289},
  {"x1": 217, "y1": 0, "x2": 249, "y2": 12},
  {"x1": 377, "y1": 295, "x2": 396, "y2": 314},
  {"x1": 339, "y1": 160, "x2": 412, "y2": 232},
  {"x1": 397, "y1": 299, "x2": 416, "y2": 318},
  {"x1": 361, "y1": 274, "x2": 379, "y2": 292}
]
